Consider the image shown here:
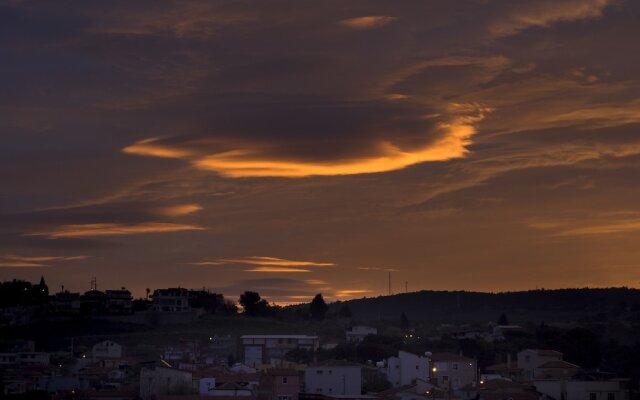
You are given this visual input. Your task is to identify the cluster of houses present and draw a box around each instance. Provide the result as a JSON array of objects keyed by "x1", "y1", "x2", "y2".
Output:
[
  {"x1": 50, "y1": 287, "x2": 204, "y2": 316},
  {"x1": 0, "y1": 325, "x2": 629, "y2": 400}
]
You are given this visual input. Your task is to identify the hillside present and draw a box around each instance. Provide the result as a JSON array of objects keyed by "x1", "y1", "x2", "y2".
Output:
[{"x1": 327, "y1": 287, "x2": 640, "y2": 323}]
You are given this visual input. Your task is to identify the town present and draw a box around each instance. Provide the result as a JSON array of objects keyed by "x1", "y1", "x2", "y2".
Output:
[{"x1": 0, "y1": 278, "x2": 634, "y2": 400}]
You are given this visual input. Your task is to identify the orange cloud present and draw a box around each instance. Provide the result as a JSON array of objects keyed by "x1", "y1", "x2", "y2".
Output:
[
  {"x1": 490, "y1": 0, "x2": 611, "y2": 37},
  {"x1": 340, "y1": 16, "x2": 397, "y2": 30},
  {"x1": 123, "y1": 104, "x2": 490, "y2": 178},
  {"x1": 0, "y1": 262, "x2": 48, "y2": 268},
  {"x1": 335, "y1": 289, "x2": 372, "y2": 297},
  {"x1": 246, "y1": 267, "x2": 312, "y2": 273},
  {"x1": 156, "y1": 203, "x2": 203, "y2": 216},
  {"x1": 27, "y1": 222, "x2": 204, "y2": 239},
  {"x1": 556, "y1": 220, "x2": 640, "y2": 237},
  {"x1": 122, "y1": 137, "x2": 194, "y2": 158},
  {"x1": 0, "y1": 254, "x2": 88, "y2": 268},
  {"x1": 213, "y1": 256, "x2": 335, "y2": 267}
]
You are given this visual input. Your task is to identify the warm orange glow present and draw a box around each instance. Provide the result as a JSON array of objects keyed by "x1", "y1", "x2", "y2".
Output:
[
  {"x1": 122, "y1": 137, "x2": 194, "y2": 158},
  {"x1": 156, "y1": 203, "x2": 203, "y2": 216},
  {"x1": 0, "y1": 262, "x2": 48, "y2": 268},
  {"x1": 340, "y1": 16, "x2": 397, "y2": 30},
  {"x1": 335, "y1": 289, "x2": 372, "y2": 297},
  {"x1": 27, "y1": 222, "x2": 205, "y2": 239},
  {"x1": 556, "y1": 219, "x2": 640, "y2": 236},
  {"x1": 489, "y1": 0, "x2": 611, "y2": 37},
  {"x1": 214, "y1": 256, "x2": 335, "y2": 267},
  {"x1": 123, "y1": 105, "x2": 489, "y2": 178},
  {"x1": 246, "y1": 267, "x2": 312, "y2": 273}
]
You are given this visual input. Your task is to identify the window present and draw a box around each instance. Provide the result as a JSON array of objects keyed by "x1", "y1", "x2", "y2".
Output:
[
  {"x1": 416, "y1": 365, "x2": 420, "y2": 370},
  {"x1": 589, "y1": 393, "x2": 597, "y2": 400},
  {"x1": 453, "y1": 364, "x2": 458, "y2": 370},
  {"x1": 443, "y1": 376, "x2": 449, "y2": 382},
  {"x1": 278, "y1": 396, "x2": 290, "y2": 400},
  {"x1": 317, "y1": 370, "x2": 324, "y2": 374},
  {"x1": 282, "y1": 377, "x2": 288, "y2": 384},
  {"x1": 608, "y1": 394, "x2": 615, "y2": 400}
]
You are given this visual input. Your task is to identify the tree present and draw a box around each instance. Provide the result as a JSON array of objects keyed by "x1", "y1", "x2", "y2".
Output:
[
  {"x1": 400, "y1": 312, "x2": 410, "y2": 330},
  {"x1": 239, "y1": 291, "x2": 271, "y2": 317},
  {"x1": 309, "y1": 293, "x2": 328, "y2": 321},
  {"x1": 339, "y1": 303, "x2": 353, "y2": 318},
  {"x1": 497, "y1": 312, "x2": 509, "y2": 325}
]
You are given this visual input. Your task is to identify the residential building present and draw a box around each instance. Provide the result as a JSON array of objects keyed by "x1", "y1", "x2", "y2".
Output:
[
  {"x1": 346, "y1": 326, "x2": 378, "y2": 343},
  {"x1": 241, "y1": 335, "x2": 319, "y2": 367},
  {"x1": 258, "y1": 368, "x2": 301, "y2": 400},
  {"x1": 477, "y1": 379, "x2": 539, "y2": 400},
  {"x1": 140, "y1": 365, "x2": 193, "y2": 400},
  {"x1": 430, "y1": 352, "x2": 477, "y2": 391},
  {"x1": 492, "y1": 325, "x2": 525, "y2": 341},
  {"x1": 517, "y1": 349, "x2": 563, "y2": 381},
  {"x1": 535, "y1": 360, "x2": 580, "y2": 380},
  {"x1": 385, "y1": 351, "x2": 430, "y2": 387},
  {"x1": 91, "y1": 340, "x2": 123, "y2": 359},
  {"x1": 304, "y1": 360, "x2": 361, "y2": 396},
  {"x1": 105, "y1": 289, "x2": 133, "y2": 314},
  {"x1": 52, "y1": 291, "x2": 81, "y2": 314},
  {"x1": 81, "y1": 290, "x2": 108, "y2": 314},
  {"x1": 534, "y1": 378, "x2": 629, "y2": 400},
  {"x1": 0, "y1": 352, "x2": 50, "y2": 366},
  {"x1": 152, "y1": 288, "x2": 191, "y2": 312}
]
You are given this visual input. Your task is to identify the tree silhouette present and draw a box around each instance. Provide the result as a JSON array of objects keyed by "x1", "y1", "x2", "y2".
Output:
[
  {"x1": 309, "y1": 293, "x2": 328, "y2": 321},
  {"x1": 497, "y1": 312, "x2": 509, "y2": 325},
  {"x1": 239, "y1": 291, "x2": 271, "y2": 317},
  {"x1": 400, "y1": 312, "x2": 410, "y2": 330}
]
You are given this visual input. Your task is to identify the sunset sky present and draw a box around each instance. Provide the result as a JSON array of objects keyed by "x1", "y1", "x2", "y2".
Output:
[{"x1": 2, "y1": 0, "x2": 640, "y2": 303}]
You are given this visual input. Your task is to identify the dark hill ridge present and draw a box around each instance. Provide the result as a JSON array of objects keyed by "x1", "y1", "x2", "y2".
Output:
[{"x1": 326, "y1": 287, "x2": 640, "y2": 322}]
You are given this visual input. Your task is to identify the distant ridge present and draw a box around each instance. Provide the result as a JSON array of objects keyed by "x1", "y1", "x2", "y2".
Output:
[{"x1": 325, "y1": 287, "x2": 640, "y2": 323}]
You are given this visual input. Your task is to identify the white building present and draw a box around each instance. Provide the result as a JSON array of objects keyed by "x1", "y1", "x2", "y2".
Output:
[
  {"x1": 151, "y1": 288, "x2": 191, "y2": 312},
  {"x1": 535, "y1": 378, "x2": 629, "y2": 400},
  {"x1": 386, "y1": 351, "x2": 430, "y2": 387},
  {"x1": 0, "y1": 352, "x2": 50, "y2": 366},
  {"x1": 346, "y1": 326, "x2": 378, "y2": 343},
  {"x1": 91, "y1": 340, "x2": 123, "y2": 359},
  {"x1": 305, "y1": 360, "x2": 362, "y2": 396},
  {"x1": 241, "y1": 335, "x2": 319, "y2": 366},
  {"x1": 517, "y1": 349, "x2": 563, "y2": 381},
  {"x1": 430, "y1": 352, "x2": 477, "y2": 390}
]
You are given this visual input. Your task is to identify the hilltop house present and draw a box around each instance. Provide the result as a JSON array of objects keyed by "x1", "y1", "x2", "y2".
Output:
[{"x1": 151, "y1": 288, "x2": 191, "y2": 312}]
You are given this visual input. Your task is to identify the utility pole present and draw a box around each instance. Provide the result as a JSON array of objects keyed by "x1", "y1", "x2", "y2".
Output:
[
  {"x1": 405, "y1": 281, "x2": 408, "y2": 293},
  {"x1": 388, "y1": 271, "x2": 391, "y2": 295}
]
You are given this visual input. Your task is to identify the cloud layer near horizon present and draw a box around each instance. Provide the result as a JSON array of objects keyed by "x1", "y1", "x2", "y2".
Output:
[{"x1": 2, "y1": 0, "x2": 640, "y2": 302}]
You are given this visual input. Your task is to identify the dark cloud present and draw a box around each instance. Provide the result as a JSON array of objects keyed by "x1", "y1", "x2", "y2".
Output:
[{"x1": 1, "y1": 0, "x2": 639, "y2": 296}]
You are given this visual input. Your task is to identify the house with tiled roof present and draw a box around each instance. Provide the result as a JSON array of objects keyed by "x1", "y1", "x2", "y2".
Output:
[{"x1": 517, "y1": 349, "x2": 563, "y2": 382}]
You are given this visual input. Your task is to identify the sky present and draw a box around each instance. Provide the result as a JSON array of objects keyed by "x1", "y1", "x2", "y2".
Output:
[{"x1": 2, "y1": 0, "x2": 640, "y2": 304}]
